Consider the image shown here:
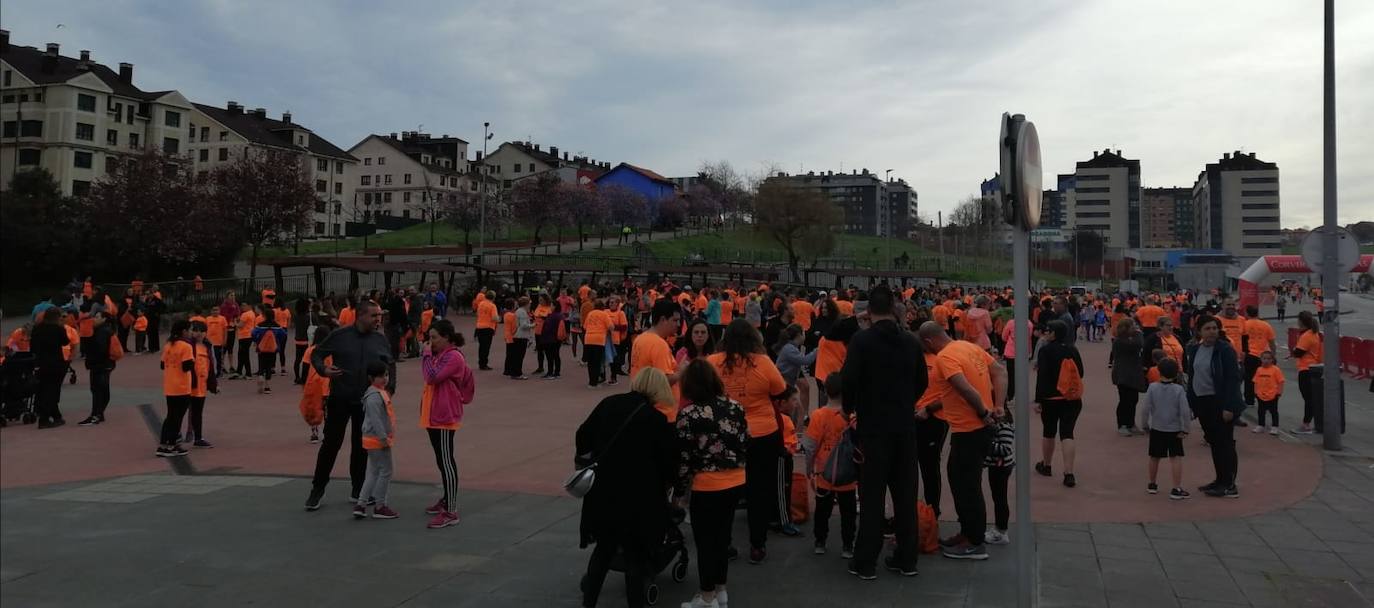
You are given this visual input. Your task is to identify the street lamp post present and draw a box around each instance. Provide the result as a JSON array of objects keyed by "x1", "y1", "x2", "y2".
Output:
[
  {"x1": 479, "y1": 122, "x2": 492, "y2": 264},
  {"x1": 885, "y1": 169, "x2": 893, "y2": 270}
]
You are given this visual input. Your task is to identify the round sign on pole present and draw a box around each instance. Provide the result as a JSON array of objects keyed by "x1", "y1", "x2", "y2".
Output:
[
  {"x1": 1301, "y1": 226, "x2": 1360, "y2": 273},
  {"x1": 998, "y1": 113, "x2": 1042, "y2": 230}
]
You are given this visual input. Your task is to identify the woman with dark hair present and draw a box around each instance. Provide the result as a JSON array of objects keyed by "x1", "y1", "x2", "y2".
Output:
[
  {"x1": 1111, "y1": 317, "x2": 1147, "y2": 436},
  {"x1": 673, "y1": 359, "x2": 748, "y2": 608},
  {"x1": 30, "y1": 307, "x2": 71, "y2": 428},
  {"x1": 158, "y1": 320, "x2": 195, "y2": 457},
  {"x1": 676, "y1": 319, "x2": 716, "y2": 364},
  {"x1": 773, "y1": 323, "x2": 814, "y2": 388},
  {"x1": 1033, "y1": 320, "x2": 1085, "y2": 488},
  {"x1": 707, "y1": 319, "x2": 787, "y2": 564},
  {"x1": 537, "y1": 300, "x2": 565, "y2": 380},
  {"x1": 761, "y1": 304, "x2": 793, "y2": 360},
  {"x1": 577, "y1": 368, "x2": 677, "y2": 608},
  {"x1": 808, "y1": 299, "x2": 840, "y2": 352},
  {"x1": 1185, "y1": 315, "x2": 1245, "y2": 498},
  {"x1": 1289, "y1": 311, "x2": 1323, "y2": 434},
  {"x1": 421, "y1": 319, "x2": 475, "y2": 528}
]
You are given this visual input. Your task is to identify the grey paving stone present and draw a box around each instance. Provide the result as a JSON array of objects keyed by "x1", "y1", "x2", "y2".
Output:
[
  {"x1": 1150, "y1": 538, "x2": 1216, "y2": 557},
  {"x1": 1218, "y1": 555, "x2": 1290, "y2": 576},
  {"x1": 1279, "y1": 548, "x2": 1363, "y2": 582},
  {"x1": 1253, "y1": 523, "x2": 1325, "y2": 549},
  {"x1": 1162, "y1": 555, "x2": 1229, "y2": 583},
  {"x1": 1229, "y1": 570, "x2": 1288, "y2": 608},
  {"x1": 1106, "y1": 594, "x2": 1181, "y2": 608},
  {"x1": 1037, "y1": 539, "x2": 1098, "y2": 558},
  {"x1": 1211, "y1": 541, "x2": 1279, "y2": 560},
  {"x1": 1271, "y1": 573, "x2": 1374, "y2": 608},
  {"x1": 1095, "y1": 543, "x2": 1161, "y2": 563},
  {"x1": 1099, "y1": 557, "x2": 1166, "y2": 580},
  {"x1": 1039, "y1": 526, "x2": 1093, "y2": 543},
  {"x1": 1170, "y1": 576, "x2": 1245, "y2": 604},
  {"x1": 1144, "y1": 522, "x2": 1201, "y2": 540}
]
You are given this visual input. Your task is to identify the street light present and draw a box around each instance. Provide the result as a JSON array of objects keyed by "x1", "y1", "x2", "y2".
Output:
[
  {"x1": 479, "y1": 122, "x2": 493, "y2": 263},
  {"x1": 884, "y1": 169, "x2": 893, "y2": 270}
]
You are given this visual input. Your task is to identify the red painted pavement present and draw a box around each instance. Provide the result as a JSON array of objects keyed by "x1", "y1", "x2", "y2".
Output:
[{"x1": 0, "y1": 316, "x2": 1320, "y2": 523}]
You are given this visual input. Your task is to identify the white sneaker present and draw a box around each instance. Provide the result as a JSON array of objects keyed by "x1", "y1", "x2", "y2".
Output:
[
  {"x1": 681, "y1": 594, "x2": 719, "y2": 608},
  {"x1": 717, "y1": 589, "x2": 728, "y2": 608},
  {"x1": 1269, "y1": 427, "x2": 1279, "y2": 436},
  {"x1": 1251, "y1": 425, "x2": 1265, "y2": 434},
  {"x1": 984, "y1": 528, "x2": 1010, "y2": 545}
]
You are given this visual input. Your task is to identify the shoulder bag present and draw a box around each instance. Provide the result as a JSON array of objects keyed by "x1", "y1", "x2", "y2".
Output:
[{"x1": 564, "y1": 398, "x2": 648, "y2": 498}]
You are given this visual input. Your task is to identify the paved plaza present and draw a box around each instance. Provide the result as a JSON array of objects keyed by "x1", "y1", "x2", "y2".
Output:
[{"x1": 2, "y1": 299, "x2": 1372, "y2": 607}]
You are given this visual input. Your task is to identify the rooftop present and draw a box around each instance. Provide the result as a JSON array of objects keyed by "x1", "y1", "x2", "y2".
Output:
[{"x1": 194, "y1": 102, "x2": 356, "y2": 162}]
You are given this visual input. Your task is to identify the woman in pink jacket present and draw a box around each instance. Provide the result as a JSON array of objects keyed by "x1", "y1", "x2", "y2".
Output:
[{"x1": 420, "y1": 319, "x2": 476, "y2": 529}]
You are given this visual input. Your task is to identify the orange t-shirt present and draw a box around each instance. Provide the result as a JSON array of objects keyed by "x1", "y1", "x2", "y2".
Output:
[
  {"x1": 1243, "y1": 318, "x2": 1275, "y2": 358},
  {"x1": 917, "y1": 353, "x2": 943, "y2": 409},
  {"x1": 161, "y1": 340, "x2": 194, "y2": 397},
  {"x1": 420, "y1": 309, "x2": 434, "y2": 336},
  {"x1": 1295, "y1": 330, "x2": 1322, "y2": 371},
  {"x1": 583, "y1": 309, "x2": 610, "y2": 346},
  {"x1": 1146, "y1": 366, "x2": 1162, "y2": 384},
  {"x1": 1252, "y1": 365, "x2": 1285, "y2": 402},
  {"x1": 1136, "y1": 305, "x2": 1165, "y2": 329},
  {"x1": 237, "y1": 311, "x2": 257, "y2": 339},
  {"x1": 806, "y1": 406, "x2": 857, "y2": 491},
  {"x1": 791, "y1": 300, "x2": 815, "y2": 331},
  {"x1": 134, "y1": 316, "x2": 149, "y2": 332},
  {"x1": 578, "y1": 285, "x2": 591, "y2": 303},
  {"x1": 692, "y1": 468, "x2": 746, "y2": 492},
  {"x1": 7, "y1": 328, "x2": 30, "y2": 352},
  {"x1": 1219, "y1": 316, "x2": 1246, "y2": 355},
  {"x1": 813, "y1": 338, "x2": 847, "y2": 385},
  {"x1": 205, "y1": 315, "x2": 227, "y2": 347},
  {"x1": 63, "y1": 325, "x2": 79, "y2": 361},
  {"x1": 274, "y1": 308, "x2": 292, "y2": 329},
  {"x1": 503, "y1": 311, "x2": 517, "y2": 343},
  {"x1": 836, "y1": 300, "x2": 854, "y2": 317},
  {"x1": 610, "y1": 308, "x2": 629, "y2": 344},
  {"x1": 78, "y1": 314, "x2": 95, "y2": 338},
  {"x1": 360, "y1": 388, "x2": 395, "y2": 450},
  {"x1": 476, "y1": 300, "x2": 498, "y2": 330},
  {"x1": 191, "y1": 342, "x2": 212, "y2": 398},
  {"x1": 707, "y1": 352, "x2": 786, "y2": 437},
  {"x1": 932, "y1": 304, "x2": 951, "y2": 327},
  {"x1": 631, "y1": 331, "x2": 678, "y2": 421},
  {"x1": 934, "y1": 340, "x2": 997, "y2": 433},
  {"x1": 1159, "y1": 334, "x2": 1184, "y2": 365},
  {"x1": 720, "y1": 299, "x2": 734, "y2": 325},
  {"x1": 338, "y1": 307, "x2": 356, "y2": 327}
]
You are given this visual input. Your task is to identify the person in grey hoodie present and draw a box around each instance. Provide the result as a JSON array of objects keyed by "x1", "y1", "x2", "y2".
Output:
[
  {"x1": 355, "y1": 361, "x2": 398, "y2": 519},
  {"x1": 1140, "y1": 358, "x2": 1193, "y2": 500},
  {"x1": 773, "y1": 324, "x2": 815, "y2": 388},
  {"x1": 306, "y1": 300, "x2": 393, "y2": 511}
]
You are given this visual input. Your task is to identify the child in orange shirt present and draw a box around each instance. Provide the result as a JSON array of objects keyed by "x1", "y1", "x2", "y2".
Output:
[
  {"x1": 299, "y1": 326, "x2": 331, "y2": 444},
  {"x1": 802, "y1": 374, "x2": 856, "y2": 556},
  {"x1": 133, "y1": 311, "x2": 150, "y2": 353},
  {"x1": 775, "y1": 385, "x2": 803, "y2": 537},
  {"x1": 1251, "y1": 351, "x2": 1284, "y2": 436},
  {"x1": 1145, "y1": 349, "x2": 1165, "y2": 384}
]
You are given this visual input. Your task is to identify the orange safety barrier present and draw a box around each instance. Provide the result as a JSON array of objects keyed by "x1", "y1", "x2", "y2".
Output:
[
  {"x1": 1357, "y1": 339, "x2": 1374, "y2": 380},
  {"x1": 1340, "y1": 337, "x2": 1360, "y2": 376}
]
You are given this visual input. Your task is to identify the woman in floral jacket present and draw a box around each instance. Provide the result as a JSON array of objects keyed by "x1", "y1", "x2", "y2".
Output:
[{"x1": 674, "y1": 359, "x2": 749, "y2": 608}]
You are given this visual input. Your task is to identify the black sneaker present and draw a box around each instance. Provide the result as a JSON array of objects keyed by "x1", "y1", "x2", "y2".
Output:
[
  {"x1": 748, "y1": 547, "x2": 765, "y2": 564},
  {"x1": 1169, "y1": 488, "x2": 1191, "y2": 500},
  {"x1": 37, "y1": 419, "x2": 66, "y2": 429},
  {"x1": 1034, "y1": 462, "x2": 1052, "y2": 477},
  {"x1": 78, "y1": 416, "x2": 103, "y2": 426},
  {"x1": 1063, "y1": 474, "x2": 1077, "y2": 488},
  {"x1": 942, "y1": 541, "x2": 989, "y2": 560},
  {"x1": 155, "y1": 446, "x2": 175, "y2": 457},
  {"x1": 305, "y1": 487, "x2": 327, "y2": 511},
  {"x1": 1222, "y1": 485, "x2": 1239, "y2": 499},
  {"x1": 847, "y1": 560, "x2": 877, "y2": 581},
  {"x1": 169, "y1": 444, "x2": 189, "y2": 456},
  {"x1": 1198, "y1": 481, "x2": 1220, "y2": 493},
  {"x1": 1147, "y1": 483, "x2": 1159, "y2": 494},
  {"x1": 193, "y1": 439, "x2": 214, "y2": 449},
  {"x1": 883, "y1": 556, "x2": 918, "y2": 576}
]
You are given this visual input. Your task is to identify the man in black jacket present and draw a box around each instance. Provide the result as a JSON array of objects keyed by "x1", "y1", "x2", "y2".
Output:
[
  {"x1": 78, "y1": 311, "x2": 117, "y2": 425},
  {"x1": 840, "y1": 284, "x2": 928, "y2": 579}
]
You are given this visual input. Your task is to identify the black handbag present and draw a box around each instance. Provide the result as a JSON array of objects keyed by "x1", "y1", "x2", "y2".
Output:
[{"x1": 564, "y1": 398, "x2": 648, "y2": 498}]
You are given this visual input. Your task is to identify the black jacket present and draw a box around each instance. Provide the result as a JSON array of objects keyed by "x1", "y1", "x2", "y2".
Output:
[
  {"x1": 85, "y1": 323, "x2": 116, "y2": 371},
  {"x1": 30, "y1": 323, "x2": 69, "y2": 370},
  {"x1": 1110, "y1": 333, "x2": 1147, "y2": 392},
  {"x1": 1184, "y1": 340, "x2": 1246, "y2": 415},
  {"x1": 310, "y1": 325, "x2": 393, "y2": 403},
  {"x1": 575, "y1": 391, "x2": 676, "y2": 549},
  {"x1": 1035, "y1": 340, "x2": 1084, "y2": 402},
  {"x1": 840, "y1": 319, "x2": 927, "y2": 434}
]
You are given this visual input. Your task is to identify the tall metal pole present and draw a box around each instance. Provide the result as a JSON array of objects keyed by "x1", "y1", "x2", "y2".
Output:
[
  {"x1": 479, "y1": 122, "x2": 490, "y2": 262},
  {"x1": 938, "y1": 211, "x2": 945, "y2": 274},
  {"x1": 1012, "y1": 225, "x2": 1034, "y2": 607},
  {"x1": 1320, "y1": 0, "x2": 1341, "y2": 451}
]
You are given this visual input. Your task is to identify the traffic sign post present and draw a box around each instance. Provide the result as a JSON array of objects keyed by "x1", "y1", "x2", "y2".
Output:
[{"x1": 999, "y1": 112, "x2": 1041, "y2": 608}]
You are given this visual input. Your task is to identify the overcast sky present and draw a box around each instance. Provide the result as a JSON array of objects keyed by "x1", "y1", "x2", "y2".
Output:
[{"x1": 5, "y1": 0, "x2": 1371, "y2": 227}]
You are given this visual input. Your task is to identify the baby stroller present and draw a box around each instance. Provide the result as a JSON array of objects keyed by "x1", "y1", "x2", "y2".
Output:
[
  {"x1": 609, "y1": 505, "x2": 690, "y2": 606},
  {"x1": 1, "y1": 352, "x2": 39, "y2": 426}
]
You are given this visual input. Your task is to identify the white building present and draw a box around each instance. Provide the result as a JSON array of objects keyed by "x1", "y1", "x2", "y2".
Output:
[
  {"x1": 1191, "y1": 151, "x2": 1281, "y2": 258},
  {"x1": 348, "y1": 132, "x2": 477, "y2": 227},
  {"x1": 1071, "y1": 149, "x2": 1141, "y2": 248},
  {"x1": 480, "y1": 141, "x2": 608, "y2": 191}
]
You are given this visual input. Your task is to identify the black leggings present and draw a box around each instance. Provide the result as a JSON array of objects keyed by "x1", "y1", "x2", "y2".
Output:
[
  {"x1": 1298, "y1": 369, "x2": 1318, "y2": 424},
  {"x1": 744, "y1": 430, "x2": 784, "y2": 549},
  {"x1": 987, "y1": 464, "x2": 1012, "y2": 530},
  {"x1": 1258, "y1": 399, "x2": 1279, "y2": 427},
  {"x1": 427, "y1": 428, "x2": 458, "y2": 508},
  {"x1": 293, "y1": 343, "x2": 307, "y2": 383},
  {"x1": 915, "y1": 415, "x2": 948, "y2": 516},
  {"x1": 584, "y1": 345, "x2": 605, "y2": 386},
  {"x1": 541, "y1": 342, "x2": 562, "y2": 376},
  {"x1": 582, "y1": 528, "x2": 648, "y2": 608},
  {"x1": 1116, "y1": 386, "x2": 1140, "y2": 429},
  {"x1": 187, "y1": 396, "x2": 206, "y2": 440},
  {"x1": 1040, "y1": 399, "x2": 1083, "y2": 439},
  {"x1": 161, "y1": 395, "x2": 191, "y2": 445},
  {"x1": 235, "y1": 338, "x2": 252, "y2": 376},
  {"x1": 689, "y1": 485, "x2": 740, "y2": 593},
  {"x1": 814, "y1": 488, "x2": 857, "y2": 547}
]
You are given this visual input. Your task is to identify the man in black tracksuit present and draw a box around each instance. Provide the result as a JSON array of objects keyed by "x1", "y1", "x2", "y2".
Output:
[
  {"x1": 840, "y1": 285, "x2": 928, "y2": 579},
  {"x1": 79, "y1": 312, "x2": 117, "y2": 425}
]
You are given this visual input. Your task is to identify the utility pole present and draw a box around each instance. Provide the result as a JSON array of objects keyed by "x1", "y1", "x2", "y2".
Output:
[
  {"x1": 938, "y1": 211, "x2": 945, "y2": 274},
  {"x1": 1320, "y1": 0, "x2": 1341, "y2": 451},
  {"x1": 479, "y1": 122, "x2": 491, "y2": 264}
]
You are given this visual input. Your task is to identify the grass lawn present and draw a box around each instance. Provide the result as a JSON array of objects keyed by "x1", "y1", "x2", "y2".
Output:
[{"x1": 253, "y1": 222, "x2": 538, "y2": 258}]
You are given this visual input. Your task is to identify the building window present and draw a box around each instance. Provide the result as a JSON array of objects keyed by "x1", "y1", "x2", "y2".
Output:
[
  {"x1": 384, "y1": 175, "x2": 392, "y2": 185},
  {"x1": 219, "y1": 130, "x2": 228, "y2": 141},
  {"x1": 106, "y1": 129, "x2": 118, "y2": 146},
  {"x1": 1076, "y1": 187, "x2": 1110, "y2": 193},
  {"x1": 72, "y1": 180, "x2": 92, "y2": 197},
  {"x1": 77, "y1": 94, "x2": 97, "y2": 112},
  {"x1": 335, "y1": 161, "x2": 344, "y2": 174},
  {"x1": 21, "y1": 119, "x2": 43, "y2": 135},
  {"x1": 198, "y1": 126, "x2": 208, "y2": 142},
  {"x1": 316, "y1": 179, "x2": 327, "y2": 193},
  {"x1": 199, "y1": 149, "x2": 209, "y2": 162},
  {"x1": 383, "y1": 192, "x2": 393, "y2": 203},
  {"x1": 1, "y1": 95, "x2": 12, "y2": 103},
  {"x1": 503, "y1": 179, "x2": 512, "y2": 188},
  {"x1": 126, "y1": 106, "x2": 134, "y2": 124},
  {"x1": 403, "y1": 209, "x2": 411, "y2": 219},
  {"x1": 76, "y1": 123, "x2": 95, "y2": 141},
  {"x1": 333, "y1": 223, "x2": 341, "y2": 235},
  {"x1": 361, "y1": 175, "x2": 372, "y2": 186},
  {"x1": 219, "y1": 147, "x2": 229, "y2": 161},
  {"x1": 404, "y1": 173, "x2": 412, "y2": 184},
  {"x1": 1243, "y1": 242, "x2": 1282, "y2": 250},
  {"x1": 514, "y1": 163, "x2": 522, "y2": 173},
  {"x1": 1241, "y1": 176, "x2": 1278, "y2": 184},
  {"x1": 470, "y1": 181, "x2": 478, "y2": 191},
  {"x1": 105, "y1": 156, "x2": 120, "y2": 174},
  {"x1": 2, "y1": 70, "x2": 9, "y2": 86},
  {"x1": 1, "y1": 121, "x2": 13, "y2": 137},
  {"x1": 163, "y1": 138, "x2": 180, "y2": 155},
  {"x1": 1242, "y1": 203, "x2": 1279, "y2": 210},
  {"x1": 317, "y1": 159, "x2": 329, "y2": 172},
  {"x1": 334, "y1": 203, "x2": 342, "y2": 214},
  {"x1": 334, "y1": 183, "x2": 342, "y2": 195},
  {"x1": 404, "y1": 192, "x2": 412, "y2": 203},
  {"x1": 129, "y1": 133, "x2": 140, "y2": 148},
  {"x1": 1241, "y1": 190, "x2": 1278, "y2": 197},
  {"x1": 364, "y1": 157, "x2": 372, "y2": 166},
  {"x1": 364, "y1": 192, "x2": 373, "y2": 204},
  {"x1": 315, "y1": 222, "x2": 326, "y2": 234},
  {"x1": 17, "y1": 149, "x2": 41, "y2": 165},
  {"x1": 378, "y1": 157, "x2": 386, "y2": 165},
  {"x1": 165, "y1": 110, "x2": 181, "y2": 128}
]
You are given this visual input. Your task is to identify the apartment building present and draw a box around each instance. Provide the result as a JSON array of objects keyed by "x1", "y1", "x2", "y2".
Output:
[
  {"x1": 1072, "y1": 149, "x2": 1141, "y2": 248},
  {"x1": 1141, "y1": 187, "x2": 1193, "y2": 248},
  {"x1": 347, "y1": 131, "x2": 474, "y2": 226},
  {"x1": 767, "y1": 169, "x2": 893, "y2": 237},
  {"x1": 887, "y1": 179, "x2": 918, "y2": 239},
  {"x1": 480, "y1": 141, "x2": 608, "y2": 190},
  {"x1": 187, "y1": 102, "x2": 358, "y2": 238},
  {"x1": 0, "y1": 32, "x2": 194, "y2": 196},
  {"x1": 1191, "y1": 151, "x2": 1281, "y2": 257}
]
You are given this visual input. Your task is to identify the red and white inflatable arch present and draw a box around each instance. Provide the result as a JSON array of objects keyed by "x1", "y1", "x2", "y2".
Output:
[{"x1": 1237, "y1": 254, "x2": 1374, "y2": 310}]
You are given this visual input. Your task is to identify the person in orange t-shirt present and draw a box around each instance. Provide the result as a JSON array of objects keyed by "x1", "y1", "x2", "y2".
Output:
[
  {"x1": 582, "y1": 301, "x2": 612, "y2": 387},
  {"x1": 1251, "y1": 351, "x2": 1284, "y2": 434},
  {"x1": 802, "y1": 375, "x2": 857, "y2": 553},
  {"x1": 631, "y1": 300, "x2": 684, "y2": 421},
  {"x1": 232, "y1": 308, "x2": 257, "y2": 378},
  {"x1": 473, "y1": 290, "x2": 498, "y2": 370},
  {"x1": 1290, "y1": 312, "x2": 1323, "y2": 433},
  {"x1": 1240, "y1": 305, "x2": 1275, "y2": 407},
  {"x1": 184, "y1": 320, "x2": 218, "y2": 447},
  {"x1": 205, "y1": 310, "x2": 228, "y2": 376},
  {"x1": 707, "y1": 320, "x2": 786, "y2": 558},
  {"x1": 157, "y1": 320, "x2": 195, "y2": 456},
  {"x1": 791, "y1": 296, "x2": 815, "y2": 332}
]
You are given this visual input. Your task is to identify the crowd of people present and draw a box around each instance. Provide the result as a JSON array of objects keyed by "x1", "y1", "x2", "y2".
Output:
[{"x1": 1, "y1": 271, "x2": 1349, "y2": 608}]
